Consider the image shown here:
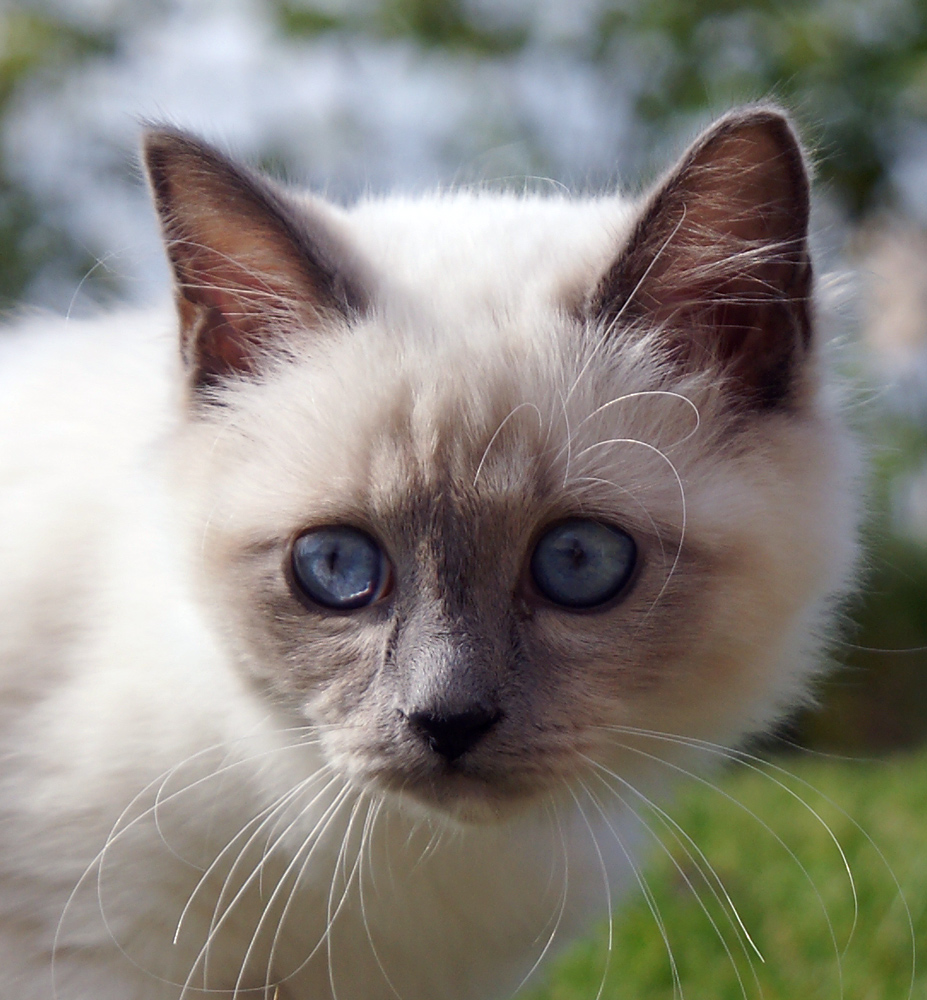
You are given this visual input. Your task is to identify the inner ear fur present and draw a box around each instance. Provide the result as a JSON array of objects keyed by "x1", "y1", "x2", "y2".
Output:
[
  {"x1": 143, "y1": 128, "x2": 368, "y2": 394},
  {"x1": 590, "y1": 106, "x2": 813, "y2": 409}
]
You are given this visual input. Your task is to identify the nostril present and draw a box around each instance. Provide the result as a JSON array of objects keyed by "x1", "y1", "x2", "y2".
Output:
[{"x1": 405, "y1": 706, "x2": 502, "y2": 762}]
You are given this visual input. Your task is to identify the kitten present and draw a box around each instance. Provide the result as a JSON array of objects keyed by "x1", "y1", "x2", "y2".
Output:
[{"x1": 0, "y1": 106, "x2": 858, "y2": 1000}]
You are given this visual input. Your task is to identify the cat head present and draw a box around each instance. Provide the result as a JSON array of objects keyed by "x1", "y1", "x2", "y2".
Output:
[{"x1": 144, "y1": 107, "x2": 858, "y2": 822}]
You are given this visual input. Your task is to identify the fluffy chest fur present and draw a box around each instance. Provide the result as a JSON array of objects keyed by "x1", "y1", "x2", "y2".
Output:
[{"x1": 0, "y1": 107, "x2": 857, "y2": 999}]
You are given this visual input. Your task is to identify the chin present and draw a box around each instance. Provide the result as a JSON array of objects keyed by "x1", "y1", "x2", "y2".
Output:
[{"x1": 361, "y1": 762, "x2": 550, "y2": 826}]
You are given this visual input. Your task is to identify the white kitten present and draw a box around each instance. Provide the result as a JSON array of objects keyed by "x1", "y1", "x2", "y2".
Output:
[{"x1": 0, "y1": 106, "x2": 858, "y2": 999}]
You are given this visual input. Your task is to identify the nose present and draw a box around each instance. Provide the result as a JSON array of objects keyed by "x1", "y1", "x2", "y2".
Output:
[{"x1": 405, "y1": 706, "x2": 502, "y2": 762}]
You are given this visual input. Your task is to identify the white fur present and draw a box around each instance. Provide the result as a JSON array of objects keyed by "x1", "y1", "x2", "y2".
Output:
[{"x1": 0, "y1": 179, "x2": 858, "y2": 1000}]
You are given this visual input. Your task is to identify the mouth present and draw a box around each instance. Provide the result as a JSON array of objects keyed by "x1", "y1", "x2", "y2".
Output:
[
  {"x1": 321, "y1": 725, "x2": 569, "y2": 823},
  {"x1": 357, "y1": 755, "x2": 549, "y2": 824}
]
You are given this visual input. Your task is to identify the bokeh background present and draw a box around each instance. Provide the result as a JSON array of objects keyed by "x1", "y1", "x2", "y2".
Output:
[{"x1": 1, "y1": 1, "x2": 926, "y2": 996}]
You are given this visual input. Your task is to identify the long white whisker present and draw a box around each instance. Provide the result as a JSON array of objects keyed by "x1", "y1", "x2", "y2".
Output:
[
  {"x1": 263, "y1": 784, "x2": 361, "y2": 989},
  {"x1": 184, "y1": 772, "x2": 344, "y2": 999},
  {"x1": 65, "y1": 250, "x2": 123, "y2": 320},
  {"x1": 511, "y1": 797, "x2": 571, "y2": 995},
  {"x1": 582, "y1": 756, "x2": 761, "y2": 1000},
  {"x1": 676, "y1": 734, "x2": 915, "y2": 997},
  {"x1": 551, "y1": 389, "x2": 701, "y2": 468},
  {"x1": 597, "y1": 725, "x2": 853, "y2": 997},
  {"x1": 559, "y1": 387, "x2": 574, "y2": 488},
  {"x1": 177, "y1": 764, "x2": 333, "y2": 949},
  {"x1": 573, "y1": 774, "x2": 685, "y2": 999},
  {"x1": 325, "y1": 792, "x2": 369, "y2": 1000},
  {"x1": 563, "y1": 210, "x2": 687, "y2": 405},
  {"x1": 356, "y1": 798, "x2": 404, "y2": 999},
  {"x1": 226, "y1": 779, "x2": 354, "y2": 996},
  {"x1": 588, "y1": 753, "x2": 764, "y2": 962},
  {"x1": 54, "y1": 729, "x2": 321, "y2": 998},
  {"x1": 570, "y1": 781, "x2": 615, "y2": 1000}
]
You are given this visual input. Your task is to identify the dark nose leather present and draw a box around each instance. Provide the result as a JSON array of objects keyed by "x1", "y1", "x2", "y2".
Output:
[{"x1": 406, "y1": 707, "x2": 501, "y2": 761}]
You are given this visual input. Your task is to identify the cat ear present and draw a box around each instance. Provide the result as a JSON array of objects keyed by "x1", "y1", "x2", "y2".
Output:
[
  {"x1": 590, "y1": 107, "x2": 813, "y2": 408},
  {"x1": 143, "y1": 128, "x2": 367, "y2": 393}
]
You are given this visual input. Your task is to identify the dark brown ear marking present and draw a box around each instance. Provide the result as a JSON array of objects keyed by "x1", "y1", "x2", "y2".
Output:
[
  {"x1": 143, "y1": 128, "x2": 368, "y2": 394},
  {"x1": 590, "y1": 107, "x2": 813, "y2": 408}
]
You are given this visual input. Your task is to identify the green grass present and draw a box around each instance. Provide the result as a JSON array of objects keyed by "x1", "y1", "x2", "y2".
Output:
[{"x1": 520, "y1": 748, "x2": 927, "y2": 1000}]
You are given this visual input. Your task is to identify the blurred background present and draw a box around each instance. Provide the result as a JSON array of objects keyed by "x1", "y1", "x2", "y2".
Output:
[{"x1": 1, "y1": 0, "x2": 926, "y2": 753}]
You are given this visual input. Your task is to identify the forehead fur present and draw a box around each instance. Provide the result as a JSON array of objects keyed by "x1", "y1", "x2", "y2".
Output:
[{"x1": 328, "y1": 192, "x2": 638, "y2": 329}]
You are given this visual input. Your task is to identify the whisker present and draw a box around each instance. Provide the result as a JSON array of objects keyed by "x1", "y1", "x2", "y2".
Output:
[
  {"x1": 356, "y1": 797, "x2": 404, "y2": 999},
  {"x1": 582, "y1": 756, "x2": 761, "y2": 1000},
  {"x1": 511, "y1": 797, "x2": 571, "y2": 995},
  {"x1": 564, "y1": 211, "x2": 687, "y2": 406},
  {"x1": 558, "y1": 387, "x2": 574, "y2": 489},
  {"x1": 595, "y1": 725, "x2": 859, "y2": 997},
  {"x1": 570, "y1": 781, "x2": 615, "y2": 1000},
  {"x1": 260, "y1": 784, "x2": 361, "y2": 990},
  {"x1": 54, "y1": 728, "x2": 322, "y2": 998},
  {"x1": 174, "y1": 763, "x2": 333, "y2": 949},
  {"x1": 710, "y1": 739, "x2": 915, "y2": 996},
  {"x1": 65, "y1": 249, "x2": 123, "y2": 320},
  {"x1": 567, "y1": 772, "x2": 685, "y2": 999},
  {"x1": 551, "y1": 388, "x2": 701, "y2": 467},
  {"x1": 184, "y1": 772, "x2": 345, "y2": 998},
  {"x1": 223, "y1": 779, "x2": 355, "y2": 997},
  {"x1": 325, "y1": 792, "x2": 369, "y2": 1000}
]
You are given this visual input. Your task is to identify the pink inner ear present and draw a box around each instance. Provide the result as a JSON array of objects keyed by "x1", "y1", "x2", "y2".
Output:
[
  {"x1": 187, "y1": 279, "x2": 260, "y2": 367},
  {"x1": 198, "y1": 308, "x2": 257, "y2": 377},
  {"x1": 172, "y1": 231, "x2": 310, "y2": 383},
  {"x1": 179, "y1": 237, "x2": 293, "y2": 314}
]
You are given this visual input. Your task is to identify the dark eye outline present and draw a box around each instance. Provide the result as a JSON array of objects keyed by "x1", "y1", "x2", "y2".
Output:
[
  {"x1": 288, "y1": 526, "x2": 393, "y2": 612},
  {"x1": 528, "y1": 518, "x2": 638, "y2": 611}
]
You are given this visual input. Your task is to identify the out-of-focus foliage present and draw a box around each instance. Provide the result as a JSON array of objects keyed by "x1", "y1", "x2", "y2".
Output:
[
  {"x1": 0, "y1": 10, "x2": 113, "y2": 309},
  {"x1": 277, "y1": 0, "x2": 927, "y2": 218},
  {"x1": 521, "y1": 745, "x2": 927, "y2": 997},
  {"x1": 805, "y1": 411, "x2": 927, "y2": 752},
  {"x1": 7, "y1": 0, "x2": 927, "y2": 303},
  {"x1": 597, "y1": 0, "x2": 927, "y2": 218},
  {"x1": 281, "y1": 0, "x2": 530, "y2": 54}
]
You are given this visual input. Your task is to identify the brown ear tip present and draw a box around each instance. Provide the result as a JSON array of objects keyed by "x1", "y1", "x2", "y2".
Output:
[
  {"x1": 141, "y1": 123, "x2": 179, "y2": 152},
  {"x1": 709, "y1": 104, "x2": 807, "y2": 158},
  {"x1": 141, "y1": 125, "x2": 190, "y2": 159},
  {"x1": 140, "y1": 126, "x2": 230, "y2": 177},
  {"x1": 698, "y1": 104, "x2": 811, "y2": 205},
  {"x1": 141, "y1": 127, "x2": 189, "y2": 186},
  {"x1": 711, "y1": 102, "x2": 795, "y2": 130}
]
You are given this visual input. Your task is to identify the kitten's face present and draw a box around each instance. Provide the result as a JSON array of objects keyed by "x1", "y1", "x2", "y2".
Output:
[
  {"x1": 147, "y1": 109, "x2": 857, "y2": 822},
  {"x1": 180, "y1": 319, "x2": 851, "y2": 824}
]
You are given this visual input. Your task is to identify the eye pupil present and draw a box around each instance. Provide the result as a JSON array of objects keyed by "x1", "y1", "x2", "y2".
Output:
[
  {"x1": 566, "y1": 540, "x2": 586, "y2": 568},
  {"x1": 530, "y1": 519, "x2": 636, "y2": 610},
  {"x1": 291, "y1": 527, "x2": 390, "y2": 611}
]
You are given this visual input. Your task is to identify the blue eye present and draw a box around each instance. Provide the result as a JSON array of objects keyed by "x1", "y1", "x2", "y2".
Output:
[
  {"x1": 530, "y1": 519, "x2": 637, "y2": 609},
  {"x1": 291, "y1": 527, "x2": 391, "y2": 610}
]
